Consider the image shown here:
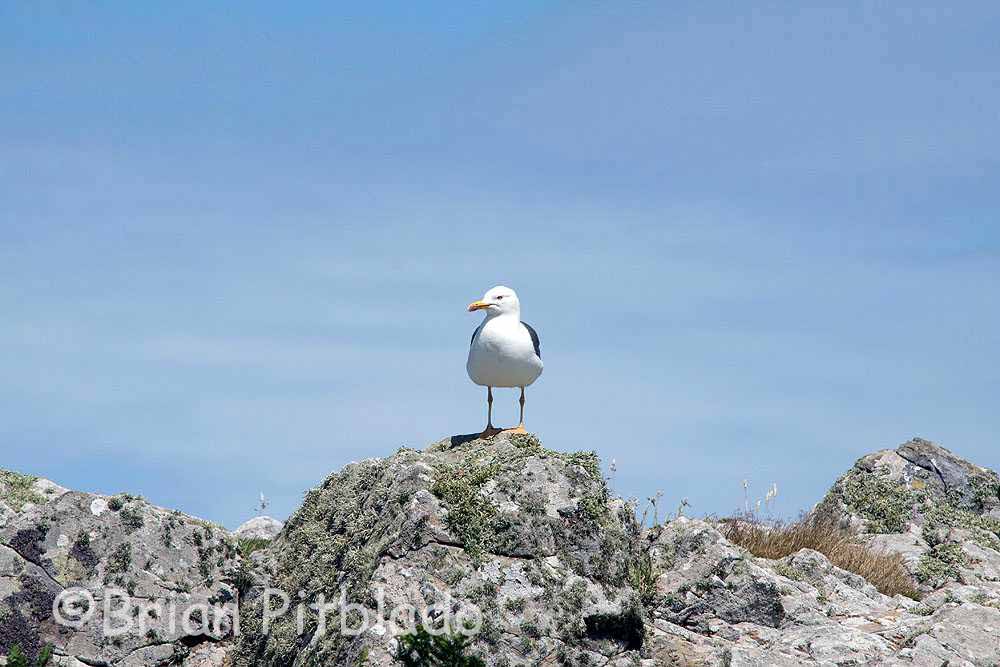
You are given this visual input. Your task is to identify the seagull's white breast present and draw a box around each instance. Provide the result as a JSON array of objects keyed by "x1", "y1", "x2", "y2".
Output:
[{"x1": 467, "y1": 316, "x2": 543, "y2": 388}]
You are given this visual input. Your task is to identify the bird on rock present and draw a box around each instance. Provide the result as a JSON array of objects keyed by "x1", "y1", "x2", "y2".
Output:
[{"x1": 466, "y1": 286, "x2": 543, "y2": 438}]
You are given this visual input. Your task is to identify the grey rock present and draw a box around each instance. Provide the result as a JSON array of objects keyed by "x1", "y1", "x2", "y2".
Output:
[
  {"x1": 897, "y1": 438, "x2": 1000, "y2": 514},
  {"x1": 1, "y1": 470, "x2": 240, "y2": 666},
  {"x1": 926, "y1": 603, "x2": 1000, "y2": 662},
  {"x1": 233, "y1": 516, "x2": 283, "y2": 541}
]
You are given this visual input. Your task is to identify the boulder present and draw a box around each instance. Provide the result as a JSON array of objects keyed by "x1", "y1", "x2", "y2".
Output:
[
  {"x1": 233, "y1": 516, "x2": 283, "y2": 541},
  {"x1": 232, "y1": 432, "x2": 647, "y2": 666}
]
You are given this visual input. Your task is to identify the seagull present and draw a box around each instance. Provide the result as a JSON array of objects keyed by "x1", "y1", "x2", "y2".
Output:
[{"x1": 467, "y1": 286, "x2": 543, "y2": 438}]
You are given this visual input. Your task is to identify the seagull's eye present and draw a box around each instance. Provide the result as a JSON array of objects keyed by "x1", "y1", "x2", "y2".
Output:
[{"x1": 496, "y1": 295, "x2": 504, "y2": 300}]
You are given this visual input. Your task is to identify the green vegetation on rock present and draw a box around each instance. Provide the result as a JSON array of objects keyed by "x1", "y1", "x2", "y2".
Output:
[
  {"x1": 118, "y1": 505, "x2": 145, "y2": 533},
  {"x1": 396, "y1": 627, "x2": 485, "y2": 667},
  {"x1": 431, "y1": 460, "x2": 502, "y2": 560},
  {"x1": 106, "y1": 543, "x2": 133, "y2": 574},
  {"x1": 922, "y1": 502, "x2": 1000, "y2": 552},
  {"x1": 233, "y1": 433, "x2": 642, "y2": 666},
  {"x1": 627, "y1": 550, "x2": 659, "y2": 606},
  {"x1": 837, "y1": 466, "x2": 916, "y2": 534},
  {"x1": 0, "y1": 470, "x2": 44, "y2": 511},
  {"x1": 5, "y1": 645, "x2": 52, "y2": 667},
  {"x1": 916, "y1": 543, "x2": 966, "y2": 587},
  {"x1": 237, "y1": 537, "x2": 270, "y2": 559}
]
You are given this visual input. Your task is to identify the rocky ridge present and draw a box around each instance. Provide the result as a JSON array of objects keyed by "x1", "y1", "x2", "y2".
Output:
[{"x1": 2, "y1": 435, "x2": 999, "y2": 666}]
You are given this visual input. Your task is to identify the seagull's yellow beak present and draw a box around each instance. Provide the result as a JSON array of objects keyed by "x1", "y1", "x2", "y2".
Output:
[{"x1": 468, "y1": 300, "x2": 492, "y2": 312}]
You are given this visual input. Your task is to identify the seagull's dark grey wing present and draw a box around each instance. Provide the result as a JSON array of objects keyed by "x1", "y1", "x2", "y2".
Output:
[
  {"x1": 470, "y1": 324, "x2": 482, "y2": 347},
  {"x1": 521, "y1": 321, "x2": 541, "y2": 358}
]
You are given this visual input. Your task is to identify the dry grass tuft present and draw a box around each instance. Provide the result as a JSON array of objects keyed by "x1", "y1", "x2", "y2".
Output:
[{"x1": 720, "y1": 514, "x2": 919, "y2": 599}]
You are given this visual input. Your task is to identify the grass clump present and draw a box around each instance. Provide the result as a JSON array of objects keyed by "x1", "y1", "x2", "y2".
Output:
[
  {"x1": 721, "y1": 515, "x2": 919, "y2": 599},
  {"x1": 627, "y1": 551, "x2": 659, "y2": 607},
  {"x1": 0, "y1": 470, "x2": 45, "y2": 511},
  {"x1": 237, "y1": 537, "x2": 270, "y2": 559}
]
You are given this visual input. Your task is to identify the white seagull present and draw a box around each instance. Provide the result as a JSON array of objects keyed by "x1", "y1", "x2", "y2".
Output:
[{"x1": 467, "y1": 286, "x2": 543, "y2": 437}]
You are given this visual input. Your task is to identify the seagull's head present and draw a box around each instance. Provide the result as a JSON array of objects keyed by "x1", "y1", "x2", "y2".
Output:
[{"x1": 468, "y1": 285, "x2": 520, "y2": 316}]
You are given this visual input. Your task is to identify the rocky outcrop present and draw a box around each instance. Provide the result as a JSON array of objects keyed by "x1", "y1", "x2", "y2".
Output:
[
  {"x1": 233, "y1": 432, "x2": 645, "y2": 666},
  {"x1": 4, "y1": 435, "x2": 1000, "y2": 666},
  {"x1": 816, "y1": 437, "x2": 1000, "y2": 602}
]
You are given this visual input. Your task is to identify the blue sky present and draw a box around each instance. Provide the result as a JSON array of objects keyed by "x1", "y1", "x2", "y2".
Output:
[{"x1": 2, "y1": 2, "x2": 998, "y2": 529}]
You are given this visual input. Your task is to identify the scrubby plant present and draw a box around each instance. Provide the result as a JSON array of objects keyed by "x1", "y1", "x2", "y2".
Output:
[
  {"x1": 838, "y1": 467, "x2": 916, "y2": 533},
  {"x1": 395, "y1": 627, "x2": 485, "y2": 667},
  {"x1": 5, "y1": 644, "x2": 53, "y2": 667},
  {"x1": 577, "y1": 494, "x2": 609, "y2": 525},
  {"x1": 118, "y1": 505, "x2": 145, "y2": 533},
  {"x1": 431, "y1": 461, "x2": 501, "y2": 560},
  {"x1": 922, "y1": 502, "x2": 1000, "y2": 552},
  {"x1": 720, "y1": 514, "x2": 919, "y2": 599},
  {"x1": 106, "y1": 542, "x2": 133, "y2": 574},
  {"x1": 0, "y1": 470, "x2": 45, "y2": 511},
  {"x1": 916, "y1": 543, "x2": 965, "y2": 587},
  {"x1": 107, "y1": 493, "x2": 141, "y2": 512}
]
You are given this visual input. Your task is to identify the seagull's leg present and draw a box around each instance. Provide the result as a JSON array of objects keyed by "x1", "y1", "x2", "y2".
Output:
[
  {"x1": 509, "y1": 386, "x2": 528, "y2": 434},
  {"x1": 480, "y1": 386, "x2": 501, "y2": 438},
  {"x1": 488, "y1": 386, "x2": 494, "y2": 429}
]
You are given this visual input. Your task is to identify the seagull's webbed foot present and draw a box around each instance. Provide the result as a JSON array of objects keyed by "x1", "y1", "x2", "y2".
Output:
[
  {"x1": 479, "y1": 426, "x2": 503, "y2": 439},
  {"x1": 506, "y1": 424, "x2": 528, "y2": 434}
]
